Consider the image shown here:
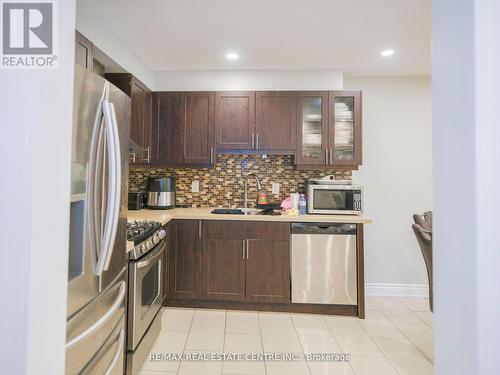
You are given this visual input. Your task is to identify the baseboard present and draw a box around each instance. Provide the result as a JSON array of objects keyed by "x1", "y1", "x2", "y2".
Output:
[{"x1": 365, "y1": 283, "x2": 429, "y2": 298}]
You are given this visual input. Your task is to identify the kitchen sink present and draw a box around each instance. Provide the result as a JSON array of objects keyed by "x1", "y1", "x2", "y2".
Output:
[
  {"x1": 238, "y1": 208, "x2": 264, "y2": 215},
  {"x1": 211, "y1": 207, "x2": 274, "y2": 215}
]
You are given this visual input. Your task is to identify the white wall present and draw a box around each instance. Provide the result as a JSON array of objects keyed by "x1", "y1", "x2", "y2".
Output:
[
  {"x1": 76, "y1": 0, "x2": 154, "y2": 88},
  {"x1": 154, "y1": 69, "x2": 343, "y2": 91},
  {"x1": 433, "y1": 0, "x2": 500, "y2": 374},
  {"x1": 344, "y1": 76, "x2": 432, "y2": 290},
  {"x1": 0, "y1": 1, "x2": 76, "y2": 374}
]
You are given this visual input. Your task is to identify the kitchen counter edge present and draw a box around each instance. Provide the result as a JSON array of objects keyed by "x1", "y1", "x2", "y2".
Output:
[{"x1": 128, "y1": 208, "x2": 372, "y2": 226}]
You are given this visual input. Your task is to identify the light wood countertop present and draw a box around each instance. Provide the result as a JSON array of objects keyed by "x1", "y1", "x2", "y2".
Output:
[{"x1": 127, "y1": 208, "x2": 372, "y2": 226}]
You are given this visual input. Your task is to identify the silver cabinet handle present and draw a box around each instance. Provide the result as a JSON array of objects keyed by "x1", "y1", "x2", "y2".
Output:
[
  {"x1": 130, "y1": 152, "x2": 136, "y2": 163},
  {"x1": 242, "y1": 241, "x2": 245, "y2": 260},
  {"x1": 330, "y1": 149, "x2": 334, "y2": 165},
  {"x1": 198, "y1": 220, "x2": 202, "y2": 238},
  {"x1": 246, "y1": 240, "x2": 249, "y2": 259},
  {"x1": 325, "y1": 148, "x2": 328, "y2": 163},
  {"x1": 251, "y1": 131, "x2": 255, "y2": 149},
  {"x1": 66, "y1": 281, "x2": 126, "y2": 349},
  {"x1": 256, "y1": 133, "x2": 259, "y2": 149},
  {"x1": 143, "y1": 146, "x2": 150, "y2": 163},
  {"x1": 210, "y1": 147, "x2": 214, "y2": 164}
]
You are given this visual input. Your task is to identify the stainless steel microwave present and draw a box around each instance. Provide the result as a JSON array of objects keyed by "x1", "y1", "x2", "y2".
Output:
[{"x1": 307, "y1": 184, "x2": 363, "y2": 215}]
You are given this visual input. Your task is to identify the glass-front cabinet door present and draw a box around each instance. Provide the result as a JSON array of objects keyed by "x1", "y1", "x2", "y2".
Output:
[
  {"x1": 329, "y1": 91, "x2": 362, "y2": 166},
  {"x1": 296, "y1": 92, "x2": 328, "y2": 165}
]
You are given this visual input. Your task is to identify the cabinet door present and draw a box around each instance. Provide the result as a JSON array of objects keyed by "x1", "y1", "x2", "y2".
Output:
[
  {"x1": 296, "y1": 92, "x2": 329, "y2": 166},
  {"x1": 130, "y1": 79, "x2": 151, "y2": 164},
  {"x1": 255, "y1": 92, "x2": 297, "y2": 151},
  {"x1": 169, "y1": 220, "x2": 201, "y2": 299},
  {"x1": 215, "y1": 91, "x2": 255, "y2": 150},
  {"x1": 180, "y1": 92, "x2": 215, "y2": 165},
  {"x1": 245, "y1": 239, "x2": 290, "y2": 303},
  {"x1": 329, "y1": 91, "x2": 362, "y2": 166},
  {"x1": 201, "y1": 239, "x2": 246, "y2": 301},
  {"x1": 75, "y1": 31, "x2": 93, "y2": 71},
  {"x1": 162, "y1": 223, "x2": 170, "y2": 301},
  {"x1": 142, "y1": 89, "x2": 152, "y2": 164},
  {"x1": 152, "y1": 92, "x2": 181, "y2": 165}
]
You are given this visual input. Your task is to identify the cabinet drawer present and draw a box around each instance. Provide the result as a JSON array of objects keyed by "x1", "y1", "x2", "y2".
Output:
[{"x1": 202, "y1": 220, "x2": 290, "y2": 240}]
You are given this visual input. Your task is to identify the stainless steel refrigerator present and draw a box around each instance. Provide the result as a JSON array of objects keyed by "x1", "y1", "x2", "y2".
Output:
[{"x1": 66, "y1": 65, "x2": 130, "y2": 375}]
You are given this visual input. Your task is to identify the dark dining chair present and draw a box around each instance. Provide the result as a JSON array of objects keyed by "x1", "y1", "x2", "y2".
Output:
[{"x1": 412, "y1": 211, "x2": 433, "y2": 312}]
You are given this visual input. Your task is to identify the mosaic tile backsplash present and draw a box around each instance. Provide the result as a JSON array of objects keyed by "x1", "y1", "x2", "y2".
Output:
[{"x1": 129, "y1": 155, "x2": 352, "y2": 208}]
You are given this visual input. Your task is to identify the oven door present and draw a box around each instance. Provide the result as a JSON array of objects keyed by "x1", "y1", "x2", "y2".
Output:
[
  {"x1": 307, "y1": 185, "x2": 362, "y2": 215},
  {"x1": 128, "y1": 240, "x2": 165, "y2": 351}
]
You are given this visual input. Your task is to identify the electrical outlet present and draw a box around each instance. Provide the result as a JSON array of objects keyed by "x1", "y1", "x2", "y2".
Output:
[
  {"x1": 272, "y1": 182, "x2": 280, "y2": 195},
  {"x1": 191, "y1": 180, "x2": 200, "y2": 193}
]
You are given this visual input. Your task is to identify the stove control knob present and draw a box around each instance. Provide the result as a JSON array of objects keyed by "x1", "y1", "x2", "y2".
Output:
[
  {"x1": 158, "y1": 230, "x2": 166, "y2": 239},
  {"x1": 139, "y1": 244, "x2": 146, "y2": 253},
  {"x1": 152, "y1": 234, "x2": 159, "y2": 244}
]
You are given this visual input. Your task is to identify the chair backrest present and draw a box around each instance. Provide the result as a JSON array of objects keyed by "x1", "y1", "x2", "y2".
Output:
[{"x1": 413, "y1": 211, "x2": 432, "y2": 232}]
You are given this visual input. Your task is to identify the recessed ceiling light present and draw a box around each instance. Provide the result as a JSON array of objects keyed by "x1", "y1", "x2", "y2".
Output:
[
  {"x1": 380, "y1": 49, "x2": 395, "y2": 57},
  {"x1": 226, "y1": 52, "x2": 239, "y2": 61}
]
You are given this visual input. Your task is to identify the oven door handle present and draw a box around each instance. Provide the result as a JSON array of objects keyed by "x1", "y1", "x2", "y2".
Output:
[{"x1": 136, "y1": 243, "x2": 165, "y2": 269}]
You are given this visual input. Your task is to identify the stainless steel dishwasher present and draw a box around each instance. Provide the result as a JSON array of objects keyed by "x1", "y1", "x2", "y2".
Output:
[{"x1": 291, "y1": 223, "x2": 357, "y2": 305}]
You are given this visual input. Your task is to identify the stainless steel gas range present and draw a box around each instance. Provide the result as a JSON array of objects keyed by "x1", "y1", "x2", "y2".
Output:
[{"x1": 126, "y1": 220, "x2": 166, "y2": 375}]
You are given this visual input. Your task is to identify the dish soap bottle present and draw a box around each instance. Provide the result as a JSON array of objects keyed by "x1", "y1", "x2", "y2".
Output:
[{"x1": 299, "y1": 193, "x2": 307, "y2": 215}]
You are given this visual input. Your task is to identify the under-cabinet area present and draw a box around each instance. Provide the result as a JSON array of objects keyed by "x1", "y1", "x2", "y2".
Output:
[{"x1": 152, "y1": 217, "x2": 366, "y2": 318}]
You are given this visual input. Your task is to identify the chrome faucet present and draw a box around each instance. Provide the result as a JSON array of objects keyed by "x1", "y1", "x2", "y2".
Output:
[{"x1": 244, "y1": 173, "x2": 261, "y2": 209}]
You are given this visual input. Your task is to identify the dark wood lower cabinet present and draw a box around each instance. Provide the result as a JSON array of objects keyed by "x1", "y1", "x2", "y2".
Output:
[
  {"x1": 245, "y1": 239, "x2": 290, "y2": 303},
  {"x1": 168, "y1": 220, "x2": 201, "y2": 299},
  {"x1": 163, "y1": 219, "x2": 363, "y2": 318},
  {"x1": 201, "y1": 239, "x2": 246, "y2": 301}
]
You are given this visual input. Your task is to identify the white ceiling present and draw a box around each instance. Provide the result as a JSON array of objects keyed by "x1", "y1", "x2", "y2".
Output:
[{"x1": 82, "y1": 0, "x2": 430, "y2": 76}]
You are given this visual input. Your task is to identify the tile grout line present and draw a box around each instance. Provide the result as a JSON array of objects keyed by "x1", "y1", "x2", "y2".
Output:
[
  {"x1": 289, "y1": 314, "x2": 313, "y2": 375},
  {"x1": 348, "y1": 311, "x2": 405, "y2": 375},
  {"x1": 376, "y1": 306, "x2": 434, "y2": 366},
  {"x1": 221, "y1": 309, "x2": 227, "y2": 375},
  {"x1": 384, "y1": 299, "x2": 434, "y2": 361},
  {"x1": 257, "y1": 311, "x2": 269, "y2": 375},
  {"x1": 177, "y1": 308, "x2": 196, "y2": 375},
  {"x1": 323, "y1": 315, "x2": 359, "y2": 375}
]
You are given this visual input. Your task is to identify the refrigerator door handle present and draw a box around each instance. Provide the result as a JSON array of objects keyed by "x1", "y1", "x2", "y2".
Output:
[
  {"x1": 102, "y1": 101, "x2": 121, "y2": 272},
  {"x1": 87, "y1": 85, "x2": 107, "y2": 275},
  {"x1": 66, "y1": 281, "x2": 126, "y2": 349},
  {"x1": 96, "y1": 100, "x2": 116, "y2": 276},
  {"x1": 103, "y1": 328, "x2": 125, "y2": 375}
]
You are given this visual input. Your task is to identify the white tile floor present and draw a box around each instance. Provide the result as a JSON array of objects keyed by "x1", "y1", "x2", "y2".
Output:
[{"x1": 139, "y1": 297, "x2": 434, "y2": 375}]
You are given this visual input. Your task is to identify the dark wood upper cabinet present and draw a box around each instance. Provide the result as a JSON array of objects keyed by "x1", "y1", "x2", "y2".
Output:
[
  {"x1": 201, "y1": 238, "x2": 246, "y2": 301},
  {"x1": 245, "y1": 239, "x2": 290, "y2": 303},
  {"x1": 152, "y1": 92, "x2": 181, "y2": 165},
  {"x1": 75, "y1": 31, "x2": 93, "y2": 71},
  {"x1": 180, "y1": 92, "x2": 215, "y2": 165},
  {"x1": 329, "y1": 90, "x2": 362, "y2": 166},
  {"x1": 215, "y1": 91, "x2": 255, "y2": 150},
  {"x1": 255, "y1": 91, "x2": 297, "y2": 152},
  {"x1": 295, "y1": 91, "x2": 329, "y2": 166},
  {"x1": 106, "y1": 73, "x2": 152, "y2": 165},
  {"x1": 296, "y1": 90, "x2": 362, "y2": 168},
  {"x1": 152, "y1": 92, "x2": 215, "y2": 167},
  {"x1": 169, "y1": 220, "x2": 201, "y2": 300}
]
